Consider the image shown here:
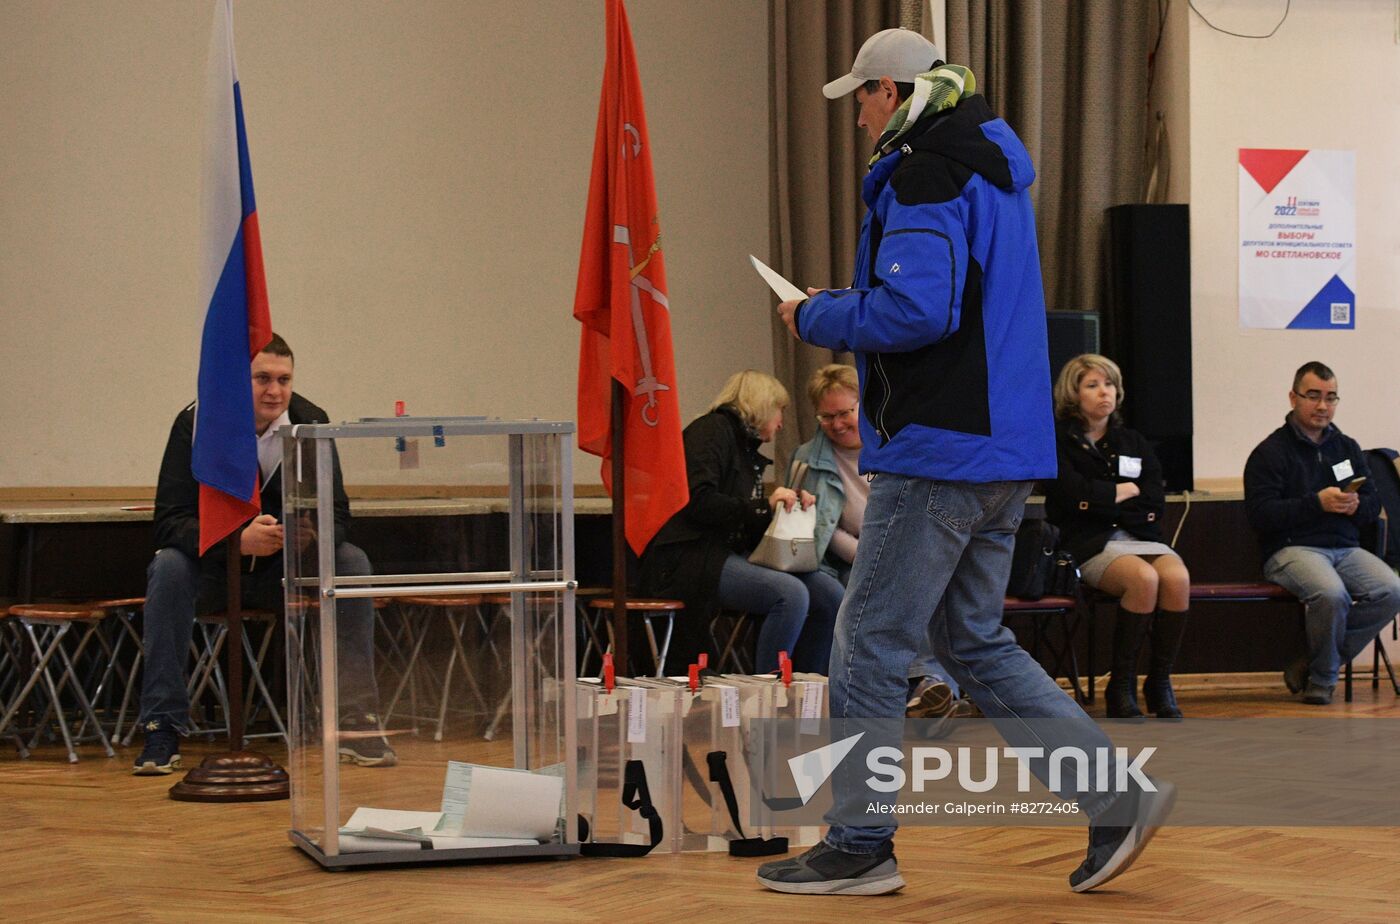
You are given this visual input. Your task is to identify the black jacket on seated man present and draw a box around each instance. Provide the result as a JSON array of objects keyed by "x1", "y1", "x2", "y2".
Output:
[
  {"x1": 1244, "y1": 417, "x2": 1381, "y2": 561},
  {"x1": 153, "y1": 392, "x2": 350, "y2": 581}
]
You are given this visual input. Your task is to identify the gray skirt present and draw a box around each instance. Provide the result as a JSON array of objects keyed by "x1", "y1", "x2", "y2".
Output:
[{"x1": 1078, "y1": 530, "x2": 1180, "y2": 587}]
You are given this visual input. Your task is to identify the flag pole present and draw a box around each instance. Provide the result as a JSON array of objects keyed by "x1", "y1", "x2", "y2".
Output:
[
  {"x1": 169, "y1": 529, "x2": 288, "y2": 802},
  {"x1": 610, "y1": 379, "x2": 631, "y2": 675},
  {"x1": 225, "y1": 534, "x2": 245, "y2": 748}
]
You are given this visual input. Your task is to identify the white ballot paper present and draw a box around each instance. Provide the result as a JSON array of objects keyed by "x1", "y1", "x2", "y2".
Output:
[
  {"x1": 749, "y1": 255, "x2": 807, "y2": 302},
  {"x1": 343, "y1": 807, "x2": 444, "y2": 836},
  {"x1": 441, "y1": 762, "x2": 564, "y2": 840}
]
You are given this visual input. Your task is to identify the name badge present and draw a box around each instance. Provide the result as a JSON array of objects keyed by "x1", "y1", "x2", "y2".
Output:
[
  {"x1": 1332, "y1": 459, "x2": 1354, "y2": 482},
  {"x1": 1118, "y1": 456, "x2": 1143, "y2": 479}
]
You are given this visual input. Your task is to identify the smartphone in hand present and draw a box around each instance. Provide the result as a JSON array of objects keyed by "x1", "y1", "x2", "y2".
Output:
[{"x1": 1342, "y1": 476, "x2": 1367, "y2": 493}]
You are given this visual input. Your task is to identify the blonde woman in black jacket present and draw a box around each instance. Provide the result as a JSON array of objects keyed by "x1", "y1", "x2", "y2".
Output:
[
  {"x1": 1044, "y1": 355, "x2": 1192, "y2": 719},
  {"x1": 639, "y1": 371, "x2": 844, "y2": 673}
]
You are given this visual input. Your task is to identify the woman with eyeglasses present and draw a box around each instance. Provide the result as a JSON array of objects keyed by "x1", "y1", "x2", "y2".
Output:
[
  {"x1": 1044, "y1": 354, "x2": 1192, "y2": 720},
  {"x1": 638, "y1": 370, "x2": 843, "y2": 673},
  {"x1": 793, "y1": 365, "x2": 962, "y2": 720}
]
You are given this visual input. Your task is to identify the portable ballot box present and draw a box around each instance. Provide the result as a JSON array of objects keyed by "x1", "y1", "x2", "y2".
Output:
[
  {"x1": 576, "y1": 669, "x2": 828, "y2": 857},
  {"x1": 281, "y1": 417, "x2": 578, "y2": 869},
  {"x1": 575, "y1": 676, "x2": 679, "y2": 855},
  {"x1": 719, "y1": 671, "x2": 827, "y2": 849}
]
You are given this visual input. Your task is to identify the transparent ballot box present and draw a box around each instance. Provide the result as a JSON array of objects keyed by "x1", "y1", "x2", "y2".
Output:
[
  {"x1": 576, "y1": 673, "x2": 818, "y2": 857},
  {"x1": 719, "y1": 672, "x2": 827, "y2": 849},
  {"x1": 282, "y1": 417, "x2": 577, "y2": 869},
  {"x1": 650, "y1": 674, "x2": 789, "y2": 856},
  {"x1": 575, "y1": 677, "x2": 678, "y2": 856}
]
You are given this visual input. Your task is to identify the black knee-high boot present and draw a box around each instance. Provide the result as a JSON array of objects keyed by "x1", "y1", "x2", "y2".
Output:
[
  {"x1": 1105, "y1": 606, "x2": 1151, "y2": 719},
  {"x1": 1143, "y1": 608, "x2": 1189, "y2": 719}
]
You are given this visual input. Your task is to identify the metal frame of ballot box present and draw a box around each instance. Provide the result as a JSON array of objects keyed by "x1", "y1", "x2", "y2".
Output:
[{"x1": 282, "y1": 417, "x2": 579, "y2": 870}]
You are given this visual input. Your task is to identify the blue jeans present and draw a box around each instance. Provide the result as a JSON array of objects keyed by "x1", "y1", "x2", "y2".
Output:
[
  {"x1": 825, "y1": 477, "x2": 1117, "y2": 854},
  {"x1": 830, "y1": 551, "x2": 959, "y2": 697},
  {"x1": 907, "y1": 601, "x2": 960, "y2": 699},
  {"x1": 716, "y1": 553, "x2": 844, "y2": 673},
  {"x1": 138, "y1": 543, "x2": 379, "y2": 732},
  {"x1": 1264, "y1": 545, "x2": 1400, "y2": 687}
]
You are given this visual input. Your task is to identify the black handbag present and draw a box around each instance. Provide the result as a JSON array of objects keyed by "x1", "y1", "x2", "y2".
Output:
[
  {"x1": 1007, "y1": 516, "x2": 1059, "y2": 600},
  {"x1": 1007, "y1": 515, "x2": 1079, "y2": 600},
  {"x1": 1046, "y1": 550, "x2": 1081, "y2": 597}
]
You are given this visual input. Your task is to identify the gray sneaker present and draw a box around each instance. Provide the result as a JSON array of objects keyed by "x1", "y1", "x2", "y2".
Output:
[
  {"x1": 757, "y1": 840, "x2": 905, "y2": 895},
  {"x1": 1301, "y1": 682, "x2": 1334, "y2": 705},
  {"x1": 1069, "y1": 779, "x2": 1177, "y2": 893},
  {"x1": 338, "y1": 714, "x2": 398, "y2": 767}
]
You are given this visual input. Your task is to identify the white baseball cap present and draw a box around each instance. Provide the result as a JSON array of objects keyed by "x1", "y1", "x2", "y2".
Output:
[{"x1": 822, "y1": 28, "x2": 942, "y2": 100}]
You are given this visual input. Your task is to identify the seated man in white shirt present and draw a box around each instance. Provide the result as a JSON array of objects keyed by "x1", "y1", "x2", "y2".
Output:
[{"x1": 132, "y1": 333, "x2": 394, "y2": 773}]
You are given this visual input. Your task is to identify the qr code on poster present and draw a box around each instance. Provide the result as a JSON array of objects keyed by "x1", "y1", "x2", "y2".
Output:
[{"x1": 1330, "y1": 303, "x2": 1351, "y2": 325}]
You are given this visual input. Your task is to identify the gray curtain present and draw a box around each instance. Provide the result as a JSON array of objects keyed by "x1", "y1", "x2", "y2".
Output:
[
  {"x1": 946, "y1": 1, "x2": 1153, "y2": 314},
  {"x1": 767, "y1": 0, "x2": 905, "y2": 469}
]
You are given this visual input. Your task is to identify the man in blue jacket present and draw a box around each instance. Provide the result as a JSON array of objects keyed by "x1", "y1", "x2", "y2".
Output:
[
  {"x1": 758, "y1": 27, "x2": 1174, "y2": 896},
  {"x1": 1244, "y1": 361, "x2": 1400, "y2": 705}
]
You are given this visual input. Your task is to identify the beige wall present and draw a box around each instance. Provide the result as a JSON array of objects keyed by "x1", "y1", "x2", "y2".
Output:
[
  {"x1": 1188, "y1": 0, "x2": 1399, "y2": 480},
  {"x1": 0, "y1": 0, "x2": 771, "y2": 488}
]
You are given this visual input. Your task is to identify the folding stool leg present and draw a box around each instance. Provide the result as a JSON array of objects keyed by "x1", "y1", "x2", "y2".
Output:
[
  {"x1": 435, "y1": 644, "x2": 458, "y2": 743},
  {"x1": 445, "y1": 608, "x2": 490, "y2": 711},
  {"x1": 383, "y1": 606, "x2": 432, "y2": 732},
  {"x1": 112, "y1": 615, "x2": 144, "y2": 744},
  {"x1": 577, "y1": 602, "x2": 608, "y2": 677},
  {"x1": 648, "y1": 613, "x2": 675, "y2": 678},
  {"x1": 1378, "y1": 640, "x2": 1400, "y2": 695},
  {"x1": 25, "y1": 623, "x2": 80, "y2": 763},
  {"x1": 0, "y1": 626, "x2": 30, "y2": 757},
  {"x1": 13, "y1": 623, "x2": 77, "y2": 751},
  {"x1": 190, "y1": 624, "x2": 232, "y2": 738},
  {"x1": 240, "y1": 624, "x2": 287, "y2": 744},
  {"x1": 51, "y1": 626, "x2": 115, "y2": 758},
  {"x1": 0, "y1": 627, "x2": 56, "y2": 757},
  {"x1": 72, "y1": 622, "x2": 121, "y2": 741}
]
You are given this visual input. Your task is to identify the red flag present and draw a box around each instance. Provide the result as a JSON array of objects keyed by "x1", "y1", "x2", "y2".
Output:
[{"x1": 573, "y1": 0, "x2": 688, "y2": 555}]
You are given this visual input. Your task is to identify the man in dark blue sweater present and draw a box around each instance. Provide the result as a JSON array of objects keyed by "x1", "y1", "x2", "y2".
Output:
[{"x1": 1244, "y1": 361, "x2": 1400, "y2": 705}]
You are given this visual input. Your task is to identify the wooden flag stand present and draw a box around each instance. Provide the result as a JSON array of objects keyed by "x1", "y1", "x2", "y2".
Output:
[
  {"x1": 170, "y1": 533, "x2": 289, "y2": 802},
  {"x1": 609, "y1": 380, "x2": 631, "y2": 676}
]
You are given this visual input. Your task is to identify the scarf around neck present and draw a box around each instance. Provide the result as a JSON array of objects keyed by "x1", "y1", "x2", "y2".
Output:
[{"x1": 870, "y1": 64, "x2": 977, "y2": 166}]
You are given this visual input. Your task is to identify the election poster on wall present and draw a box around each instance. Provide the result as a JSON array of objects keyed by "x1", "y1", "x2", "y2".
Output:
[{"x1": 1238, "y1": 148, "x2": 1355, "y2": 330}]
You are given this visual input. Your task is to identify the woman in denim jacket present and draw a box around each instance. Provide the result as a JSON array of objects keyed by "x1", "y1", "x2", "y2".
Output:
[{"x1": 794, "y1": 364, "x2": 961, "y2": 718}]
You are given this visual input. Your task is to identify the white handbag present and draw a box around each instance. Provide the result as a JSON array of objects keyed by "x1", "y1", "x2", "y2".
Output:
[{"x1": 747, "y1": 461, "x2": 818, "y2": 573}]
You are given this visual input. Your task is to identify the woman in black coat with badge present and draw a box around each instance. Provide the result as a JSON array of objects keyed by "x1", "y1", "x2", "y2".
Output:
[
  {"x1": 638, "y1": 370, "x2": 844, "y2": 673},
  {"x1": 1044, "y1": 354, "x2": 1192, "y2": 719}
]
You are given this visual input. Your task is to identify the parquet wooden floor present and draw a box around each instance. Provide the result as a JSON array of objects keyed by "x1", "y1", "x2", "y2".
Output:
[{"x1": 3, "y1": 674, "x2": 1398, "y2": 923}]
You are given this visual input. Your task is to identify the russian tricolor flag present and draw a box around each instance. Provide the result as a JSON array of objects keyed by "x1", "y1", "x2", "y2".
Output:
[{"x1": 194, "y1": 0, "x2": 273, "y2": 555}]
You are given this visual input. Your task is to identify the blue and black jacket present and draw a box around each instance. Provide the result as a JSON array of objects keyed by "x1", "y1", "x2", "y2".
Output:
[{"x1": 795, "y1": 95, "x2": 1056, "y2": 483}]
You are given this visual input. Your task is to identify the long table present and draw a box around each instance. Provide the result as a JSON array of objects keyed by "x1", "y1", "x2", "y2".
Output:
[{"x1": 1, "y1": 496, "x2": 614, "y2": 602}]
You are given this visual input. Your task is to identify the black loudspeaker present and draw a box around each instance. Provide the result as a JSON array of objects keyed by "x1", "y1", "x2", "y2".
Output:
[
  {"x1": 1045, "y1": 311, "x2": 1100, "y2": 385},
  {"x1": 1104, "y1": 204, "x2": 1192, "y2": 492}
]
